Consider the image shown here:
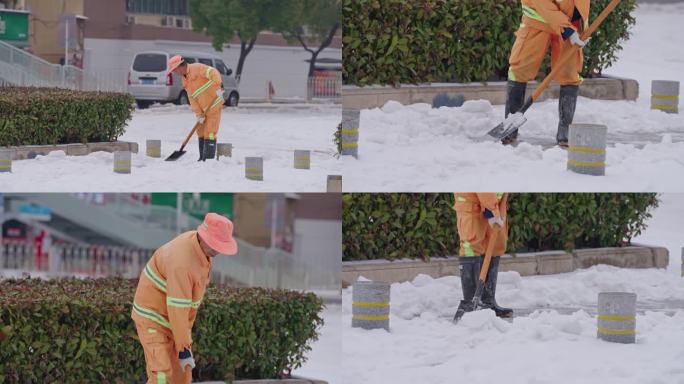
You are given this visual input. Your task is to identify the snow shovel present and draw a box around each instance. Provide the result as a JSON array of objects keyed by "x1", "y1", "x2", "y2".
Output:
[
  {"x1": 487, "y1": 0, "x2": 623, "y2": 140},
  {"x1": 453, "y1": 224, "x2": 501, "y2": 324},
  {"x1": 165, "y1": 122, "x2": 200, "y2": 161}
]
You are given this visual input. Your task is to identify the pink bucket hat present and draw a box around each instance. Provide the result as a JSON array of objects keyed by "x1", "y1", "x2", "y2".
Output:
[
  {"x1": 167, "y1": 55, "x2": 185, "y2": 74},
  {"x1": 197, "y1": 213, "x2": 238, "y2": 255}
]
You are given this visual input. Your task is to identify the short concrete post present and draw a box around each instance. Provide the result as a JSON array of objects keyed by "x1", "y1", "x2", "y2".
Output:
[
  {"x1": 352, "y1": 281, "x2": 390, "y2": 331},
  {"x1": 597, "y1": 292, "x2": 636, "y2": 344},
  {"x1": 651, "y1": 80, "x2": 679, "y2": 114},
  {"x1": 294, "y1": 150, "x2": 310, "y2": 169},
  {"x1": 245, "y1": 157, "x2": 263, "y2": 181},
  {"x1": 113, "y1": 151, "x2": 131, "y2": 174},
  {"x1": 146, "y1": 140, "x2": 161, "y2": 158},
  {"x1": 327, "y1": 175, "x2": 342, "y2": 193},
  {"x1": 341, "y1": 108, "x2": 360, "y2": 157},
  {"x1": 217, "y1": 143, "x2": 232, "y2": 159},
  {"x1": 0, "y1": 149, "x2": 11, "y2": 173},
  {"x1": 567, "y1": 123, "x2": 607, "y2": 176}
]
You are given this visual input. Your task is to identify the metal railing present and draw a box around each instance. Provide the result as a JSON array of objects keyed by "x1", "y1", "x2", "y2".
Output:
[
  {"x1": 306, "y1": 72, "x2": 342, "y2": 102},
  {"x1": 0, "y1": 41, "x2": 126, "y2": 92}
]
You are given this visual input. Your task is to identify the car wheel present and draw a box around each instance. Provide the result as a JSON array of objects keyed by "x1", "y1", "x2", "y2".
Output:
[
  {"x1": 177, "y1": 91, "x2": 190, "y2": 105},
  {"x1": 136, "y1": 100, "x2": 150, "y2": 109},
  {"x1": 227, "y1": 92, "x2": 239, "y2": 107}
]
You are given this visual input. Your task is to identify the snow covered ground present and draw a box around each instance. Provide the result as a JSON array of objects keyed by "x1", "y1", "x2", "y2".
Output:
[
  {"x1": 341, "y1": 194, "x2": 684, "y2": 384},
  {"x1": 342, "y1": 4, "x2": 684, "y2": 192},
  {"x1": 0, "y1": 104, "x2": 341, "y2": 192},
  {"x1": 294, "y1": 303, "x2": 341, "y2": 384}
]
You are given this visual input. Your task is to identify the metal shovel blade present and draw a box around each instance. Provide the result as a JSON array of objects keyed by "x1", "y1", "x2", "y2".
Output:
[
  {"x1": 165, "y1": 150, "x2": 186, "y2": 161},
  {"x1": 487, "y1": 113, "x2": 527, "y2": 140}
]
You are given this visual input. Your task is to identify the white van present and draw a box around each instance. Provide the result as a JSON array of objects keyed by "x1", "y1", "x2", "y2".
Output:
[{"x1": 128, "y1": 50, "x2": 240, "y2": 109}]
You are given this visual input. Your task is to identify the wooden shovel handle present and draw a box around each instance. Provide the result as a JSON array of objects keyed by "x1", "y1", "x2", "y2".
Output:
[
  {"x1": 530, "y1": 0, "x2": 623, "y2": 102},
  {"x1": 180, "y1": 122, "x2": 201, "y2": 150},
  {"x1": 479, "y1": 224, "x2": 501, "y2": 282}
]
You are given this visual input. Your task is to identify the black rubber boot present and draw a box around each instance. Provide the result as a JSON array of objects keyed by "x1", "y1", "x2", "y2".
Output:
[
  {"x1": 197, "y1": 138, "x2": 205, "y2": 161},
  {"x1": 453, "y1": 256, "x2": 482, "y2": 322},
  {"x1": 481, "y1": 256, "x2": 514, "y2": 318},
  {"x1": 557, "y1": 85, "x2": 579, "y2": 147},
  {"x1": 502, "y1": 80, "x2": 527, "y2": 144},
  {"x1": 203, "y1": 139, "x2": 217, "y2": 161}
]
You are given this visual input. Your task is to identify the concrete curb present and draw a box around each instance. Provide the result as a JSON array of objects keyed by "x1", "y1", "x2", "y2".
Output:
[
  {"x1": 341, "y1": 245, "x2": 668, "y2": 286},
  {"x1": 342, "y1": 76, "x2": 639, "y2": 110},
  {"x1": 3, "y1": 141, "x2": 139, "y2": 160}
]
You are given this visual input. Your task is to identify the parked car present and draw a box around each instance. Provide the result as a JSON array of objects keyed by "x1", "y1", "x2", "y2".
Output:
[{"x1": 128, "y1": 50, "x2": 240, "y2": 109}]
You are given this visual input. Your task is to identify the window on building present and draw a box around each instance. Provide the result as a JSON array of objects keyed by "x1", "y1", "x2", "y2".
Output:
[{"x1": 127, "y1": 0, "x2": 189, "y2": 16}]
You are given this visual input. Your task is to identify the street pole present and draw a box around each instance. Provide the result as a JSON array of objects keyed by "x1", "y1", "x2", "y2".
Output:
[{"x1": 270, "y1": 198, "x2": 277, "y2": 249}]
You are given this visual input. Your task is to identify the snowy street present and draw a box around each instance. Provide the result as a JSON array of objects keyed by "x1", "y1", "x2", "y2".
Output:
[
  {"x1": 294, "y1": 303, "x2": 341, "y2": 384},
  {"x1": 341, "y1": 194, "x2": 684, "y2": 384},
  {"x1": 0, "y1": 104, "x2": 341, "y2": 192},
  {"x1": 342, "y1": 3, "x2": 684, "y2": 192}
]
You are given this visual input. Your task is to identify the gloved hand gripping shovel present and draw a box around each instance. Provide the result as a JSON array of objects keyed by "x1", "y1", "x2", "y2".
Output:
[
  {"x1": 165, "y1": 122, "x2": 201, "y2": 161},
  {"x1": 453, "y1": 224, "x2": 501, "y2": 324},
  {"x1": 487, "y1": 0, "x2": 623, "y2": 140}
]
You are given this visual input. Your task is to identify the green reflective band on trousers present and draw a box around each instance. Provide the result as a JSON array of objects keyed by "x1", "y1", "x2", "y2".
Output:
[
  {"x1": 144, "y1": 263, "x2": 167, "y2": 293},
  {"x1": 457, "y1": 195, "x2": 466, "y2": 202},
  {"x1": 133, "y1": 302, "x2": 171, "y2": 329},
  {"x1": 192, "y1": 79, "x2": 215, "y2": 99},
  {"x1": 496, "y1": 192, "x2": 504, "y2": 200},
  {"x1": 166, "y1": 296, "x2": 193, "y2": 308},
  {"x1": 157, "y1": 371, "x2": 167, "y2": 384},
  {"x1": 522, "y1": 5, "x2": 546, "y2": 23},
  {"x1": 463, "y1": 241, "x2": 475, "y2": 256}
]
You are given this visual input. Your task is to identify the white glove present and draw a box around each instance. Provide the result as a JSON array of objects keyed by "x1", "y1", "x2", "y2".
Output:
[
  {"x1": 488, "y1": 216, "x2": 505, "y2": 228},
  {"x1": 568, "y1": 31, "x2": 589, "y2": 47},
  {"x1": 196, "y1": 115, "x2": 206, "y2": 124},
  {"x1": 216, "y1": 88, "x2": 224, "y2": 98},
  {"x1": 179, "y1": 348, "x2": 196, "y2": 370}
]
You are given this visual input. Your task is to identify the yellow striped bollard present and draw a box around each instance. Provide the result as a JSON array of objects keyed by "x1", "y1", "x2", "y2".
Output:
[
  {"x1": 597, "y1": 292, "x2": 636, "y2": 344},
  {"x1": 146, "y1": 140, "x2": 161, "y2": 158},
  {"x1": 352, "y1": 281, "x2": 390, "y2": 331},
  {"x1": 567, "y1": 123, "x2": 607, "y2": 176},
  {"x1": 113, "y1": 151, "x2": 131, "y2": 174},
  {"x1": 651, "y1": 80, "x2": 679, "y2": 114},
  {"x1": 294, "y1": 150, "x2": 310, "y2": 169},
  {"x1": 0, "y1": 149, "x2": 11, "y2": 173},
  {"x1": 342, "y1": 109, "x2": 360, "y2": 158},
  {"x1": 245, "y1": 157, "x2": 263, "y2": 181}
]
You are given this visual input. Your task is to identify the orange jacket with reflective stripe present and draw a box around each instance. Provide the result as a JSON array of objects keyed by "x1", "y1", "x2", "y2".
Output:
[
  {"x1": 453, "y1": 193, "x2": 509, "y2": 257},
  {"x1": 521, "y1": 0, "x2": 590, "y2": 36},
  {"x1": 182, "y1": 63, "x2": 224, "y2": 116},
  {"x1": 132, "y1": 231, "x2": 212, "y2": 353}
]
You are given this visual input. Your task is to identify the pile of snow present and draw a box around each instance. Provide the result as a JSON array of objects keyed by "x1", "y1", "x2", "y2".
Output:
[
  {"x1": 341, "y1": 194, "x2": 684, "y2": 383},
  {"x1": 0, "y1": 105, "x2": 341, "y2": 192},
  {"x1": 342, "y1": 3, "x2": 684, "y2": 192},
  {"x1": 342, "y1": 98, "x2": 684, "y2": 191}
]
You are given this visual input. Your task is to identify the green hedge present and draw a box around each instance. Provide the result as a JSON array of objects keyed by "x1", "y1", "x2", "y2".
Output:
[
  {"x1": 342, "y1": 0, "x2": 637, "y2": 86},
  {"x1": 0, "y1": 278, "x2": 323, "y2": 383},
  {"x1": 342, "y1": 193, "x2": 658, "y2": 261},
  {"x1": 0, "y1": 87, "x2": 134, "y2": 146}
]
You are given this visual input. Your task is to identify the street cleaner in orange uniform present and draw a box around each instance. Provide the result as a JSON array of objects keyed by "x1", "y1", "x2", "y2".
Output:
[
  {"x1": 132, "y1": 213, "x2": 238, "y2": 384},
  {"x1": 452, "y1": 193, "x2": 513, "y2": 319},
  {"x1": 168, "y1": 55, "x2": 225, "y2": 161},
  {"x1": 503, "y1": 0, "x2": 591, "y2": 146}
]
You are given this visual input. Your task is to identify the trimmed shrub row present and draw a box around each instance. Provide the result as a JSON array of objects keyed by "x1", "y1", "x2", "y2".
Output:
[
  {"x1": 342, "y1": 0, "x2": 637, "y2": 86},
  {"x1": 342, "y1": 193, "x2": 658, "y2": 261},
  {"x1": 0, "y1": 87, "x2": 134, "y2": 147},
  {"x1": 0, "y1": 278, "x2": 324, "y2": 383}
]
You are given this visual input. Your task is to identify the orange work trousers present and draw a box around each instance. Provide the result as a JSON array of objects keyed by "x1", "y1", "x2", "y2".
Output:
[
  {"x1": 196, "y1": 108, "x2": 222, "y2": 140},
  {"x1": 508, "y1": 25, "x2": 583, "y2": 86},
  {"x1": 135, "y1": 321, "x2": 192, "y2": 384}
]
